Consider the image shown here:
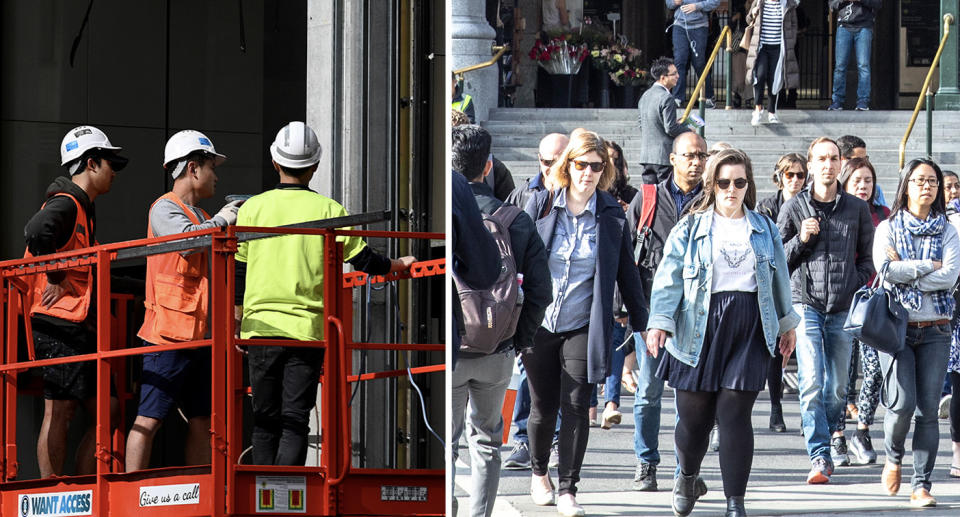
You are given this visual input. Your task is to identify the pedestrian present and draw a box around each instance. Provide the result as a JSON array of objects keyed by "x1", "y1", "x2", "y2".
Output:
[
  {"x1": 838, "y1": 135, "x2": 887, "y2": 207},
  {"x1": 506, "y1": 133, "x2": 569, "y2": 210},
  {"x1": 744, "y1": 0, "x2": 800, "y2": 126},
  {"x1": 624, "y1": 132, "x2": 707, "y2": 492},
  {"x1": 666, "y1": 0, "x2": 720, "y2": 108},
  {"x1": 522, "y1": 131, "x2": 648, "y2": 517},
  {"x1": 948, "y1": 201, "x2": 960, "y2": 478},
  {"x1": 452, "y1": 74, "x2": 476, "y2": 124},
  {"x1": 126, "y1": 130, "x2": 241, "y2": 472},
  {"x1": 943, "y1": 170, "x2": 960, "y2": 209},
  {"x1": 828, "y1": 0, "x2": 880, "y2": 111},
  {"x1": 23, "y1": 125, "x2": 127, "y2": 477},
  {"x1": 646, "y1": 148, "x2": 799, "y2": 517},
  {"x1": 874, "y1": 158, "x2": 960, "y2": 507},
  {"x1": 776, "y1": 136, "x2": 874, "y2": 483},
  {"x1": 756, "y1": 152, "x2": 807, "y2": 432},
  {"x1": 837, "y1": 157, "x2": 888, "y2": 465},
  {"x1": 236, "y1": 121, "x2": 415, "y2": 465},
  {"x1": 450, "y1": 124, "x2": 552, "y2": 517},
  {"x1": 637, "y1": 56, "x2": 692, "y2": 185}
]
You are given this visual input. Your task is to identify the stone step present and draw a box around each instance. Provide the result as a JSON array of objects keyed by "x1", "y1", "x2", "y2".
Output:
[{"x1": 487, "y1": 107, "x2": 960, "y2": 124}]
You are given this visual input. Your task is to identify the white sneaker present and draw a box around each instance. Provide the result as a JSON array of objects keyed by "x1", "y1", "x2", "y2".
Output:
[
  {"x1": 557, "y1": 494, "x2": 586, "y2": 517},
  {"x1": 768, "y1": 112, "x2": 781, "y2": 124},
  {"x1": 531, "y1": 473, "x2": 556, "y2": 506},
  {"x1": 940, "y1": 394, "x2": 952, "y2": 419},
  {"x1": 601, "y1": 405, "x2": 622, "y2": 429},
  {"x1": 751, "y1": 110, "x2": 763, "y2": 126}
]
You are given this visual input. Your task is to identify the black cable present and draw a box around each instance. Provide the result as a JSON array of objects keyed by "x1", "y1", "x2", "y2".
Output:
[{"x1": 69, "y1": 0, "x2": 95, "y2": 68}]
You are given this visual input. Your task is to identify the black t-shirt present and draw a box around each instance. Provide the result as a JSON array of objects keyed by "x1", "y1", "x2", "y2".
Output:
[{"x1": 811, "y1": 199, "x2": 835, "y2": 219}]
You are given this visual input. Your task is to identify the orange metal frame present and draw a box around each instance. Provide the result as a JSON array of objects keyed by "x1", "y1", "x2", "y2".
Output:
[{"x1": 0, "y1": 224, "x2": 445, "y2": 516}]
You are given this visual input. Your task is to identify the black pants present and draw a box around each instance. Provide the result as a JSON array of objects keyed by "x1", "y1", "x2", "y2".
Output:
[
  {"x1": 521, "y1": 326, "x2": 591, "y2": 496},
  {"x1": 640, "y1": 163, "x2": 673, "y2": 185},
  {"x1": 675, "y1": 388, "x2": 759, "y2": 498},
  {"x1": 248, "y1": 343, "x2": 324, "y2": 465},
  {"x1": 767, "y1": 337, "x2": 784, "y2": 407},
  {"x1": 753, "y1": 44, "x2": 781, "y2": 114},
  {"x1": 950, "y1": 371, "x2": 960, "y2": 442}
]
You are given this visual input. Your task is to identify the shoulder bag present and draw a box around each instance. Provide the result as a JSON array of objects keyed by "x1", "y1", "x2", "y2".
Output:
[{"x1": 842, "y1": 262, "x2": 907, "y2": 356}]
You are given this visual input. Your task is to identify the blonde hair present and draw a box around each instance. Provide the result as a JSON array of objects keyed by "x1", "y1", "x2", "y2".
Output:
[
  {"x1": 693, "y1": 148, "x2": 757, "y2": 212},
  {"x1": 546, "y1": 131, "x2": 616, "y2": 192}
]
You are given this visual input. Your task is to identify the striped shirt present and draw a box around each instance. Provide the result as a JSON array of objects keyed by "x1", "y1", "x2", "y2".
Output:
[{"x1": 759, "y1": 0, "x2": 783, "y2": 46}]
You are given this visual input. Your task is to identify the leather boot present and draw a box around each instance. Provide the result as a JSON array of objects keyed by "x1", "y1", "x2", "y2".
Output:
[
  {"x1": 672, "y1": 472, "x2": 705, "y2": 517},
  {"x1": 769, "y1": 403, "x2": 786, "y2": 433},
  {"x1": 725, "y1": 496, "x2": 747, "y2": 516}
]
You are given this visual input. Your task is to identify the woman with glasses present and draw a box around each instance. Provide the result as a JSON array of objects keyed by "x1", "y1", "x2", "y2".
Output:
[
  {"x1": 756, "y1": 152, "x2": 806, "y2": 432},
  {"x1": 834, "y1": 157, "x2": 889, "y2": 465},
  {"x1": 646, "y1": 149, "x2": 798, "y2": 517},
  {"x1": 874, "y1": 159, "x2": 960, "y2": 508},
  {"x1": 521, "y1": 131, "x2": 648, "y2": 517}
]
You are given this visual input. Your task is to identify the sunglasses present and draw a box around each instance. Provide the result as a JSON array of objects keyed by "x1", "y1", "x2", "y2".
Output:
[
  {"x1": 716, "y1": 178, "x2": 748, "y2": 190},
  {"x1": 783, "y1": 171, "x2": 806, "y2": 180},
  {"x1": 539, "y1": 156, "x2": 556, "y2": 168},
  {"x1": 570, "y1": 160, "x2": 604, "y2": 172}
]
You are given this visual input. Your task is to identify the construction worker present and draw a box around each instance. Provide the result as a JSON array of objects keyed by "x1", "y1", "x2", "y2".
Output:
[
  {"x1": 125, "y1": 130, "x2": 242, "y2": 472},
  {"x1": 23, "y1": 125, "x2": 127, "y2": 477},
  {"x1": 452, "y1": 73, "x2": 476, "y2": 123},
  {"x1": 235, "y1": 121, "x2": 415, "y2": 465}
]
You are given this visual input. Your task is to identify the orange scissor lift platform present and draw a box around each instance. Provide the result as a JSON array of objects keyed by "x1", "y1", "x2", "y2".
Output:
[{"x1": 0, "y1": 211, "x2": 445, "y2": 516}]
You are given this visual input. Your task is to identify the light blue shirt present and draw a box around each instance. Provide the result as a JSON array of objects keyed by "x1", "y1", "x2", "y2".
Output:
[{"x1": 542, "y1": 189, "x2": 598, "y2": 333}]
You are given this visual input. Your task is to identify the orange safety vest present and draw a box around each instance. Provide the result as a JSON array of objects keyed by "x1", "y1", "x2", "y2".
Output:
[
  {"x1": 23, "y1": 193, "x2": 94, "y2": 323},
  {"x1": 137, "y1": 192, "x2": 211, "y2": 345}
]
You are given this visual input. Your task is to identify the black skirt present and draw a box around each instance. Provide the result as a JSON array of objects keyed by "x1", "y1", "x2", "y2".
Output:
[{"x1": 656, "y1": 291, "x2": 771, "y2": 392}]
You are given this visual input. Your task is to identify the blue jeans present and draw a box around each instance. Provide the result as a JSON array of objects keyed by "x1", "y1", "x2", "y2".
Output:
[
  {"x1": 878, "y1": 323, "x2": 951, "y2": 492},
  {"x1": 671, "y1": 25, "x2": 713, "y2": 103},
  {"x1": 632, "y1": 345, "x2": 665, "y2": 465},
  {"x1": 794, "y1": 304, "x2": 852, "y2": 461},
  {"x1": 511, "y1": 356, "x2": 560, "y2": 444},
  {"x1": 832, "y1": 26, "x2": 872, "y2": 107},
  {"x1": 590, "y1": 321, "x2": 627, "y2": 408}
]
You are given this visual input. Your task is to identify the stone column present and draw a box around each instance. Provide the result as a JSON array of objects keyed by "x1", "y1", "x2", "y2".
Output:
[
  {"x1": 451, "y1": 0, "x2": 497, "y2": 121},
  {"x1": 938, "y1": 0, "x2": 960, "y2": 109}
]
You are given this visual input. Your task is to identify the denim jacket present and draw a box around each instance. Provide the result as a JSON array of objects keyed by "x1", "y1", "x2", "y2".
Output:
[{"x1": 647, "y1": 208, "x2": 800, "y2": 367}]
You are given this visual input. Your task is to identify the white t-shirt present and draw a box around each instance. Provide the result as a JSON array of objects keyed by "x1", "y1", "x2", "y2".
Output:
[
  {"x1": 542, "y1": 0, "x2": 583, "y2": 30},
  {"x1": 711, "y1": 212, "x2": 758, "y2": 293}
]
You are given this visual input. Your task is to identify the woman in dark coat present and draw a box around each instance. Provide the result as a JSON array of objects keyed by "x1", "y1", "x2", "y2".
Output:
[{"x1": 745, "y1": 0, "x2": 800, "y2": 125}]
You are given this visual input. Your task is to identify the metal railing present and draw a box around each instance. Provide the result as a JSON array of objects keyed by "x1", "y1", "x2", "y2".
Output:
[
  {"x1": 453, "y1": 44, "x2": 509, "y2": 81},
  {"x1": 681, "y1": 25, "x2": 731, "y2": 136},
  {"x1": 900, "y1": 14, "x2": 955, "y2": 169}
]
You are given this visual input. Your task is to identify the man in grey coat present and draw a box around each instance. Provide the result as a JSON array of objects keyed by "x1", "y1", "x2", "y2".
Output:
[{"x1": 637, "y1": 57, "x2": 692, "y2": 184}]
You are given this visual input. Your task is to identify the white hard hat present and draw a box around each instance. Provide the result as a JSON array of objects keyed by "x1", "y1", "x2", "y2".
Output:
[
  {"x1": 60, "y1": 126, "x2": 123, "y2": 174},
  {"x1": 270, "y1": 121, "x2": 322, "y2": 169},
  {"x1": 163, "y1": 130, "x2": 227, "y2": 179}
]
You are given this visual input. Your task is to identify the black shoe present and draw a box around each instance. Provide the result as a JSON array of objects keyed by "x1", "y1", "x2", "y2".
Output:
[
  {"x1": 769, "y1": 404, "x2": 786, "y2": 433},
  {"x1": 548, "y1": 442, "x2": 560, "y2": 469},
  {"x1": 632, "y1": 462, "x2": 658, "y2": 492},
  {"x1": 831, "y1": 435, "x2": 850, "y2": 466},
  {"x1": 725, "y1": 496, "x2": 747, "y2": 517},
  {"x1": 502, "y1": 442, "x2": 531, "y2": 470},
  {"x1": 672, "y1": 472, "x2": 707, "y2": 517}
]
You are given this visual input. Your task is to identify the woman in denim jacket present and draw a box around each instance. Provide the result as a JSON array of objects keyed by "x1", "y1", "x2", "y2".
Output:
[
  {"x1": 645, "y1": 149, "x2": 799, "y2": 517},
  {"x1": 873, "y1": 158, "x2": 960, "y2": 508},
  {"x1": 522, "y1": 131, "x2": 648, "y2": 517}
]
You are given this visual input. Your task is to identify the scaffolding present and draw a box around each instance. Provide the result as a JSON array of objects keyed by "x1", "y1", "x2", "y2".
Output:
[{"x1": 0, "y1": 213, "x2": 445, "y2": 516}]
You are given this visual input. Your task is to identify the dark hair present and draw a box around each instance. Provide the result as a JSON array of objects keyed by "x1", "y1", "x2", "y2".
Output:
[
  {"x1": 839, "y1": 157, "x2": 878, "y2": 204},
  {"x1": 278, "y1": 164, "x2": 314, "y2": 177},
  {"x1": 166, "y1": 150, "x2": 213, "y2": 177},
  {"x1": 890, "y1": 158, "x2": 946, "y2": 217},
  {"x1": 604, "y1": 140, "x2": 632, "y2": 200},
  {"x1": 693, "y1": 148, "x2": 757, "y2": 212},
  {"x1": 451, "y1": 124, "x2": 492, "y2": 182},
  {"x1": 944, "y1": 170, "x2": 958, "y2": 180},
  {"x1": 650, "y1": 56, "x2": 674, "y2": 81},
  {"x1": 836, "y1": 135, "x2": 866, "y2": 159},
  {"x1": 773, "y1": 152, "x2": 806, "y2": 187}
]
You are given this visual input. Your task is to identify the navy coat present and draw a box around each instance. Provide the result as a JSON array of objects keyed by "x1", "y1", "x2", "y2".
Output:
[{"x1": 525, "y1": 188, "x2": 649, "y2": 383}]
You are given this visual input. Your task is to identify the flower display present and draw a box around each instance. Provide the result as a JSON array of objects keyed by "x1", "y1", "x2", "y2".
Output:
[
  {"x1": 529, "y1": 34, "x2": 590, "y2": 75},
  {"x1": 590, "y1": 43, "x2": 650, "y2": 87}
]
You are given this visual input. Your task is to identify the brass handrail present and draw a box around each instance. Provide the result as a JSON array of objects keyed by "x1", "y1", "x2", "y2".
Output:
[
  {"x1": 681, "y1": 25, "x2": 730, "y2": 124},
  {"x1": 453, "y1": 44, "x2": 509, "y2": 80},
  {"x1": 899, "y1": 14, "x2": 954, "y2": 169}
]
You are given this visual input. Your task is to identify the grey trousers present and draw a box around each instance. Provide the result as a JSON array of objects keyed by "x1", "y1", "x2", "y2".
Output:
[{"x1": 450, "y1": 350, "x2": 513, "y2": 517}]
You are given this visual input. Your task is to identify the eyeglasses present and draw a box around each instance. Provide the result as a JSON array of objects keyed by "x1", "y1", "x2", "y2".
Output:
[
  {"x1": 716, "y1": 178, "x2": 748, "y2": 190},
  {"x1": 680, "y1": 152, "x2": 709, "y2": 161},
  {"x1": 539, "y1": 155, "x2": 556, "y2": 168},
  {"x1": 570, "y1": 160, "x2": 605, "y2": 172},
  {"x1": 909, "y1": 177, "x2": 939, "y2": 187},
  {"x1": 783, "y1": 171, "x2": 806, "y2": 180}
]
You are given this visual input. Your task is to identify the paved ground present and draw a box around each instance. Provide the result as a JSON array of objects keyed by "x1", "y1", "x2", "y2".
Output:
[{"x1": 454, "y1": 388, "x2": 960, "y2": 516}]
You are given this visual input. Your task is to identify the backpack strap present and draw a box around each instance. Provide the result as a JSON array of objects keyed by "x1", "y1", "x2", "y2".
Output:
[
  {"x1": 491, "y1": 203, "x2": 524, "y2": 228},
  {"x1": 539, "y1": 189, "x2": 555, "y2": 220},
  {"x1": 633, "y1": 184, "x2": 658, "y2": 265}
]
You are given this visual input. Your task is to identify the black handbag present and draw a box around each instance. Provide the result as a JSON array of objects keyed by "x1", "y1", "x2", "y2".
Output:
[{"x1": 843, "y1": 263, "x2": 907, "y2": 356}]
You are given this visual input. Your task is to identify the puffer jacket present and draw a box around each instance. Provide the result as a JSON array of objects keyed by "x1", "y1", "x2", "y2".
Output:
[{"x1": 776, "y1": 187, "x2": 875, "y2": 313}]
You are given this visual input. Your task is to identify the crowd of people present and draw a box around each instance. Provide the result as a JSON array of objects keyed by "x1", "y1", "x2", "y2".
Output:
[{"x1": 451, "y1": 109, "x2": 960, "y2": 516}]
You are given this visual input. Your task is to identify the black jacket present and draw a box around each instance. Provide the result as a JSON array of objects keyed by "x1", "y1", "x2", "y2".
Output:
[
  {"x1": 829, "y1": 0, "x2": 879, "y2": 29},
  {"x1": 505, "y1": 174, "x2": 546, "y2": 211},
  {"x1": 525, "y1": 188, "x2": 649, "y2": 383},
  {"x1": 463, "y1": 182, "x2": 551, "y2": 355},
  {"x1": 485, "y1": 157, "x2": 517, "y2": 202},
  {"x1": 24, "y1": 177, "x2": 97, "y2": 285},
  {"x1": 625, "y1": 178, "x2": 702, "y2": 329},
  {"x1": 776, "y1": 188, "x2": 875, "y2": 313},
  {"x1": 756, "y1": 190, "x2": 787, "y2": 223}
]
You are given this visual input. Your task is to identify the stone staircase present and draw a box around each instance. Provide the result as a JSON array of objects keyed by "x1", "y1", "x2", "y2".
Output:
[{"x1": 484, "y1": 108, "x2": 960, "y2": 201}]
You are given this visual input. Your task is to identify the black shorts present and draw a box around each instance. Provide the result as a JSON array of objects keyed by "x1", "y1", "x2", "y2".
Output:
[{"x1": 32, "y1": 323, "x2": 97, "y2": 401}]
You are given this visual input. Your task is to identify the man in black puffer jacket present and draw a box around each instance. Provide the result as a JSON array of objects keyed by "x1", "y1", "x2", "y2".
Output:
[{"x1": 777, "y1": 137, "x2": 874, "y2": 485}]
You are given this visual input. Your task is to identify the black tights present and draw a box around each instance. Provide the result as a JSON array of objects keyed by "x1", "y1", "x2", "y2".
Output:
[
  {"x1": 675, "y1": 389, "x2": 760, "y2": 498},
  {"x1": 753, "y1": 44, "x2": 781, "y2": 114},
  {"x1": 950, "y1": 372, "x2": 960, "y2": 442},
  {"x1": 767, "y1": 339, "x2": 784, "y2": 407}
]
